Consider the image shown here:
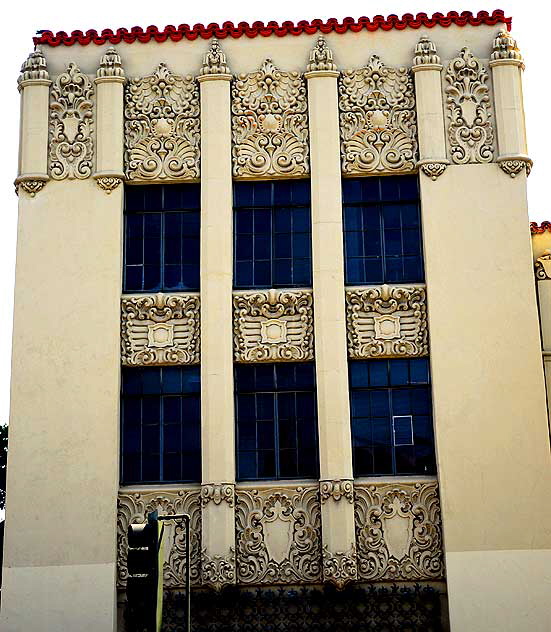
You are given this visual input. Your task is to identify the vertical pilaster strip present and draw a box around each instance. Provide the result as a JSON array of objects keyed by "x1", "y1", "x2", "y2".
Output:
[
  {"x1": 490, "y1": 30, "x2": 532, "y2": 177},
  {"x1": 535, "y1": 251, "x2": 551, "y2": 430},
  {"x1": 15, "y1": 49, "x2": 51, "y2": 196},
  {"x1": 412, "y1": 37, "x2": 448, "y2": 180},
  {"x1": 305, "y1": 37, "x2": 357, "y2": 587},
  {"x1": 94, "y1": 47, "x2": 126, "y2": 193},
  {"x1": 198, "y1": 40, "x2": 236, "y2": 589}
]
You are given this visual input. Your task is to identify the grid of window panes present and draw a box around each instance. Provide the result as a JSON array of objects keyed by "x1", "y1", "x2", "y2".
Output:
[
  {"x1": 124, "y1": 184, "x2": 200, "y2": 292},
  {"x1": 342, "y1": 175, "x2": 424, "y2": 285},
  {"x1": 235, "y1": 363, "x2": 319, "y2": 480},
  {"x1": 234, "y1": 180, "x2": 312, "y2": 289},
  {"x1": 349, "y1": 358, "x2": 435, "y2": 476},
  {"x1": 121, "y1": 366, "x2": 201, "y2": 484}
]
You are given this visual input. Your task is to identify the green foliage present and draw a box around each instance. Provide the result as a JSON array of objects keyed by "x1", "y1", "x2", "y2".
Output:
[{"x1": 0, "y1": 423, "x2": 7, "y2": 511}]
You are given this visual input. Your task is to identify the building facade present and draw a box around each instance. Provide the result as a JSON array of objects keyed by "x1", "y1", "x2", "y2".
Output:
[{"x1": 2, "y1": 9, "x2": 551, "y2": 632}]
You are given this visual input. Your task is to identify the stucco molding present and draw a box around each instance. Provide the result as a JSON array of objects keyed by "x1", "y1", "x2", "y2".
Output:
[
  {"x1": 535, "y1": 250, "x2": 551, "y2": 281},
  {"x1": 201, "y1": 483, "x2": 235, "y2": 507},
  {"x1": 319, "y1": 479, "x2": 354, "y2": 504},
  {"x1": 346, "y1": 285, "x2": 428, "y2": 358},
  {"x1": 233, "y1": 289, "x2": 314, "y2": 363},
  {"x1": 354, "y1": 480, "x2": 444, "y2": 581},
  {"x1": 201, "y1": 548, "x2": 236, "y2": 590},
  {"x1": 306, "y1": 36, "x2": 338, "y2": 74},
  {"x1": 124, "y1": 63, "x2": 200, "y2": 182},
  {"x1": 339, "y1": 55, "x2": 417, "y2": 175},
  {"x1": 121, "y1": 293, "x2": 200, "y2": 366},
  {"x1": 231, "y1": 59, "x2": 309, "y2": 178},
  {"x1": 412, "y1": 36, "x2": 441, "y2": 69},
  {"x1": 49, "y1": 62, "x2": 94, "y2": 180},
  {"x1": 445, "y1": 48, "x2": 494, "y2": 165},
  {"x1": 322, "y1": 544, "x2": 358, "y2": 588},
  {"x1": 199, "y1": 38, "x2": 230, "y2": 77},
  {"x1": 18, "y1": 49, "x2": 50, "y2": 88}
]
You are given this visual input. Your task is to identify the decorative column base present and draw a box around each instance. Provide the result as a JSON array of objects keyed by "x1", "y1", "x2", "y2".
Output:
[
  {"x1": 418, "y1": 160, "x2": 449, "y2": 181},
  {"x1": 93, "y1": 171, "x2": 125, "y2": 194},
  {"x1": 14, "y1": 173, "x2": 49, "y2": 197},
  {"x1": 322, "y1": 544, "x2": 358, "y2": 589},
  {"x1": 497, "y1": 155, "x2": 532, "y2": 178}
]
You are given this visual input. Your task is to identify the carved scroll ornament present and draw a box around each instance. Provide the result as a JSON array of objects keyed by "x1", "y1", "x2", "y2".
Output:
[
  {"x1": 354, "y1": 480, "x2": 444, "y2": 581},
  {"x1": 445, "y1": 48, "x2": 494, "y2": 164},
  {"x1": 201, "y1": 549, "x2": 236, "y2": 590},
  {"x1": 346, "y1": 285, "x2": 428, "y2": 358},
  {"x1": 319, "y1": 479, "x2": 354, "y2": 504},
  {"x1": 535, "y1": 250, "x2": 551, "y2": 280},
  {"x1": 49, "y1": 63, "x2": 94, "y2": 180},
  {"x1": 233, "y1": 289, "x2": 313, "y2": 362},
  {"x1": 121, "y1": 293, "x2": 200, "y2": 366},
  {"x1": 339, "y1": 55, "x2": 417, "y2": 175},
  {"x1": 125, "y1": 63, "x2": 200, "y2": 181},
  {"x1": 322, "y1": 544, "x2": 358, "y2": 588},
  {"x1": 201, "y1": 483, "x2": 235, "y2": 507},
  {"x1": 232, "y1": 59, "x2": 309, "y2": 178}
]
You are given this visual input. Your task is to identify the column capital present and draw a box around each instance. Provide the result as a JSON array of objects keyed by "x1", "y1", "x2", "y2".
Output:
[
  {"x1": 199, "y1": 38, "x2": 231, "y2": 80},
  {"x1": 490, "y1": 29, "x2": 524, "y2": 69},
  {"x1": 95, "y1": 46, "x2": 126, "y2": 83},
  {"x1": 412, "y1": 36, "x2": 442, "y2": 73},
  {"x1": 306, "y1": 36, "x2": 338, "y2": 77},
  {"x1": 18, "y1": 48, "x2": 50, "y2": 91}
]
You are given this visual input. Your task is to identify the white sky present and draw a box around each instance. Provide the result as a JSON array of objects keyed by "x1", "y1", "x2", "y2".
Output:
[{"x1": 0, "y1": 0, "x2": 549, "y2": 427}]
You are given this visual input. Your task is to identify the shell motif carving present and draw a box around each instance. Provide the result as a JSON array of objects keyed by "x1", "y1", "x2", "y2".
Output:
[
  {"x1": 235, "y1": 485, "x2": 322, "y2": 584},
  {"x1": 354, "y1": 480, "x2": 444, "y2": 581},
  {"x1": 49, "y1": 63, "x2": 94, "y2": 180},
  {"x1": 445, "y1": 48, "x2": 494, "y2": 164},
  {"x1": 124, "y1": 63, "x2": 200, "y2": 181},
  {"x1": 121, "y1": 293, "x2": 200, "y2": 366},
  {"x1": 117, "y1": 489, "x2": 201, "y2": 588},
  {"x1": 233, "y1": 289, "x2": 314, "y2": 363},
  {"x1": 346, "y1": 285, "x2": 428, "y2": 358},
  {"x1": 339, "y1": 55, "x2": 417, "y2": 175},
  {"x1": 232, "y1": 59, "x2": 309, "y2": 178}
]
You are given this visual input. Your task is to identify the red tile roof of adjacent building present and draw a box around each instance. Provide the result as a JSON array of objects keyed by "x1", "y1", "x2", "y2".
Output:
[
  {"x1": 531, "y1": 222, "x2": 551, "y2": 234},
  {"x1": 33, "y1": 10, "x2": 511, "y2": 47}
]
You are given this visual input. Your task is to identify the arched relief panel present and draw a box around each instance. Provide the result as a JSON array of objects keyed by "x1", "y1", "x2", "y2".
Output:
[
  {"x1": 231, "y1": 59, "x2": 309, "y2": 178},
  {"x1": 339, "y1": 55, "x2": 418, "y2": 175},
  {"x1": 124, "y1": 63, "x2": 200, "y2": 182}
]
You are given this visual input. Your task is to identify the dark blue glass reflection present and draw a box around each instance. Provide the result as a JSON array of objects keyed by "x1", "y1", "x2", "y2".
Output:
[
  {"x1": 124, "y1": 184, "x2": 200, "y2": 292},
  {"x1": 342, "y1": 176, "x2": 424, "y2": 285},
  {"x1": 234, "y1": 181, "x2": 312, "y2": 289},
  {"x1": 121, "y1": 366, "x2": 201, "y2": 484},
  {"x1": 349, "y1": 358, "x2": 435, "y2": 476},
  {"x1": 235, "y1": 363, "x2": 319, "y2": 480}
]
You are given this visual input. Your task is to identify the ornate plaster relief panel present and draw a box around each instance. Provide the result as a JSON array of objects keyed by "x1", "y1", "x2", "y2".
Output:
[
  {"x1": 233, "y1": 289, "x2": 314, "y2": 362},
  {"x1": 235, "y1": 484, "x2": 322, "y2": 584},
  {"x1": 49, "y1": 63, "x2": 94, "y2": 180},
  {"x1": 117, "y1": 488, "x2": 201, "y2": 588},
  {"x1": 354, "y1": 480, "x2": 444, "y2": 581},
  {"x1": 445, "y1": 48, "x2": 494, "y2": 164},
  {"x1": 339, "y1": 56, "x2": 417, "y2": 175},
  {"x1": 121, "y1": 293, "x2": 200, "y2": 366},
  {"x1": 124, "y1": 63, "x2": 200, "y2": 182},
  {"x1": 231, "y1": 59, "x2": 309, "y2": 178},
  {"x1": 346, "y1": 285, "x2": 428, "y2": 358}
]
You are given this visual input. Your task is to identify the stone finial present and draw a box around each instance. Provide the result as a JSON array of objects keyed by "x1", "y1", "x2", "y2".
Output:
[
  {"x1": 491, "y1": 29, "x2": 523, "y2": 62},
  {"x1": 96, "y1": 47, "x2": 125, "y2": 79},
  {"x1": 413, "y1": 36, "x2": 441, "y2": 66},
  {"x1": 307, "y1": 36, "x2": 337, "y2": 73},
  {"x1": 18, "y1": 48, "x2": 49, "y2": 86},
  {"x1": 200, "y1": 39, "x2": 230, "y2": 76}
]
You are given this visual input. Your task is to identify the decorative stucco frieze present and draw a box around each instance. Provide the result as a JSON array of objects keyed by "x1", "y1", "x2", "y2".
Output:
[
  {"x1": 231, "y1": 59, "x2": 309, "y2": 178},
  {"x1": 354, "y1": 480, "x2": 444, "y2": 581},
  {"x1": 200, "y1": 38, "x2": 230, "y2": 76},
  {"x1": 18, "y1": 48, "x2": 49, "y2": 86},
  {"x1": 117, "y1": 488, "x2": 201, "y2": 588},
  {"x1": 233, "y1": 289, "x2": 314, "y2": 363},
  {"x1": 412, "y1": 36, "x2": 441, "y2": 67},
  {"x1": 201, "y1": 483, "x2": 235, "y2": 507},
  {"x1": 49, "y1": 63, "x2": 94, "y2": 180},
  {"x1": 535, "y1": 250, "x2": 551, "y2": 281},
  {"x1": 491, "y1": 30, "x2": 523, "y2": 64},
  {"x1": 121, "y1": 293, "x2": 200, "y2": 366},
  {"x1": 419, "y1": 161, "x2": 448, "y2": 180},
  {"x1": 319, "y1": 479, "x2": 354, "y2": 504},
  {"x1": 306, "y1": 36, "x2": 337, "y2": 73},
  {"x1": 339, "y1": 55, "x2": 417, "y2": 175},
  {"x1": 445, "y1": 48, "x2": 494, "y2": 164},
  {"x1": 201, "y1": 548, "x2": 236, "y2": 590},
  {"x1": 235, "y1": 484, "x2": 322, "y2": 584},
  {"x1": 346, "y1": 285, "x2": 428, "y2": 358},
  {"x1": 322, "y1": 544, "x2": 357, "y2": 589},
  {"x1": 97, "y1": 46, "x2": 125, "y2": 79},
  {"x1": 124, "y1": 63, "x2": 200, "y2": 182}
]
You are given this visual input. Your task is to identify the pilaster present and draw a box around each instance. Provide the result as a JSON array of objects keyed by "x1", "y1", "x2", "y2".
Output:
[
  {"x1": 305, "y1": 38, "x2": 357, "y2": 586},
  {"x1": 198, "y1": 40, "x2": 236, "y2": 589},
  {"x1": 535, "y1": 250, "x2": 551, "y2": 430}
]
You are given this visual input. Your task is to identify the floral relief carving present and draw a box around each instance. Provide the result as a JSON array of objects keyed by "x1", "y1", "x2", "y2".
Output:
[
  {"x1": 319, "y1": 479, "x2": 354, "y2": 504},
  {"x1": 445, "y1": 48, "x2": 494, "y2": 164},
  {"x1": 121, "y1": 293, "x2": 200, "y2": 366},
  {"x1": 201, "y1": 483, "x2": 235, "y2": 507},
  {"x1": 117, "y1": 488, "x2": 201, "y2": 588},
  {"x1": 235, "y1": 485, "x2": 322, "y2": 584},
  {"x1": 201, "y1": 548, "x2": 236, "y2": 590},
  {"x1": 232, "y1": 59, "x2": 309, "y2": 178},
  {"x1": 354, "y1": 480, "x2": 444, "y2": 581},
  {"x1": 535, "y1": 250, "x2": 551, "y2": 281},
  {"x1": 124, "y1": 63, "x2": 200, "y2": 182},
  {"x1": 233, "y1": 289, "x2": 313, "y2": 363},
  {"x1": 346, "y1": 285, "x2": 428, "y2": 358},
  {"x1": 49, "y1": 63, "x2": 94, "y2": 180},
  {"x1": 339, "y1": 55, "x2": 417, "y2": 175},
  {"x1": 322, "y1": 544, "x2": 357, "y2": 588}
]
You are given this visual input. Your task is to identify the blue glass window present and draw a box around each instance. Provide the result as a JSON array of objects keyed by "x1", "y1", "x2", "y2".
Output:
[
  {"x1": 124, "y1": 184, "x2": 200, "y2": 292},
  {"x1": 342, "y1": 176, "x2": 424, "y2": 284},
  {"x1": 121, "y1": 366, "x2": 201, "y2": 484},
  {"x1": 234, "y1": 180, "x2": 312, "y2": 289},
  {"x1": 349, "y1": 358, "x2": 435, "y2": 476},
  {"x1": 235, "y1": 363, "x2": 319, "y2": 480}
]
